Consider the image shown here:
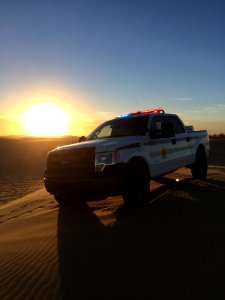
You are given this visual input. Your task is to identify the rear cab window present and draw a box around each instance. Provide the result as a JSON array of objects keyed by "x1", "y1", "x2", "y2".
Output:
[{"x1": 164, "y1": 115, "x2": 185, "y2": 135}]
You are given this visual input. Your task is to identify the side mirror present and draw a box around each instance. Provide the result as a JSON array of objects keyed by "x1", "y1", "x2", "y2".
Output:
[
  {"x1": 78, "y1": 136, "x2": 86, "y2": 142},
  {"x1": 161, "y1": 122, "x2": 174, "y2": 138}
]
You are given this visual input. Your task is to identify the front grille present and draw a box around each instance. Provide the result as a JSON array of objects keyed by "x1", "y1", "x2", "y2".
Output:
[{"x1": 46, "y1": 147, "x2": 95, "y2": 179}]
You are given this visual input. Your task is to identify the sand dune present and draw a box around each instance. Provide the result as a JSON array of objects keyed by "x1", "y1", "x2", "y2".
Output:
[
  {"x1": 0, "y1": 136, "x2": 77, "y2": 174},
  {"x1": 1, "y1": 138, "x2": 225, "y2": 299},
  {"x1": 0, "y1": 137, "x2": 77, "y2": 204},
  {"x1": 0, "y1": 191, "x2": 60, "y2": 299},
  {"x1": 1, "y1": 166, "x2": 225, "y2": 299}
]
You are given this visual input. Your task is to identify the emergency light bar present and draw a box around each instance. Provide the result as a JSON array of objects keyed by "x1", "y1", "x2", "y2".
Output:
[
  {"x1": 132, "y1": 108, "x2": 164, "y2": 115},
  {"x1": 118, "y1": 108, "x2": 164, "y2": 118}
]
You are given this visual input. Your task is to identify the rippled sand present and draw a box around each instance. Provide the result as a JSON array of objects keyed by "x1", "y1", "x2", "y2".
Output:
[
  {"x1": 0, "y1": 173, "x2": 44, "y2": 204},
  {"x1": 1, "y1": 167, "x2": 225, "y2": 299}
]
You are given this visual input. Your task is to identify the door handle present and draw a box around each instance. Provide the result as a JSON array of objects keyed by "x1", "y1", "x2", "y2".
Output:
[
  {"x1": 171, "y1": 138, "x2": 176, "y2": 145},
  {"x1": 186, "y1": 137, "x2": 190, "y2": 142}
]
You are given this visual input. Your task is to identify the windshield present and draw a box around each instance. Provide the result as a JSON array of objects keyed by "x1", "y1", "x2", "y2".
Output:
[{"x1": 87, "y1": 116, "x2": 149, "y2": 140}]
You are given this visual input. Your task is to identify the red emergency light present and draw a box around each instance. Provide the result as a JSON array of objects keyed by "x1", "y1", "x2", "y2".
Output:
[{"x1": 132, "y1": 108, "x2": 165, "y2": 115}]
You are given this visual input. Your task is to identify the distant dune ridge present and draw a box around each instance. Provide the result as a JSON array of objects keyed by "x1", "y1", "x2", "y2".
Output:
[
  {"x1": 208, "y1": 139, "x2": 225, "y2": 167},
  {"x1": 0, "y1": 136, "x2": 78, "y2": 174},
  {"x1": 0, "y1": 137, "x2": 78, "y2": 204}
]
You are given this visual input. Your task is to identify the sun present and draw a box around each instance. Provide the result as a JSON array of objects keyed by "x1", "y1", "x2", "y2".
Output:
[{"x1": 22, "y1": 103, "x2": 69, "y2": 136}]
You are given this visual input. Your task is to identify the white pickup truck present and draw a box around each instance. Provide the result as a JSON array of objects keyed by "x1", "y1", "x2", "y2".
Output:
[{"x1": 44, "y1": 108, "x2": 210, "y2": 206}]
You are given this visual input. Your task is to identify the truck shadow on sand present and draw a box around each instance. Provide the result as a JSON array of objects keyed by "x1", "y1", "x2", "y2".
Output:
[{"x1": 57, "y1": 174, "x2": 225, "y2": 300}]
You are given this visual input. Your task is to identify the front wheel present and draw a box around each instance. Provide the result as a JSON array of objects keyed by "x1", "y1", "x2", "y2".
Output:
[
  {"x1": 191, "y1": 148, "x2": 208, "y2": 179},
  {"x1": 122, "y1": 161, "x2": 150, "y2": 207},
  {"x1": 53, "y1": 194, "x2": 70, "y2": 205}
]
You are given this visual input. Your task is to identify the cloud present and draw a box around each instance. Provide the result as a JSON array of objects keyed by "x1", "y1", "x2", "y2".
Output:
[
  {"x1": 204, "y1": 104, "x2": 225, "y2": 113},
  {"x1": 188, "y1": 103, "x2": 225, "y2": 114},
  {"x1": 188, "y1": 110, "x2": 203, "y2": 114},
  {"x1": 218, "y1": 103, "x2": 225, "y2": 109},
  {"x1": 173, "y1": 97, "x2": 193, "y2": 101}
]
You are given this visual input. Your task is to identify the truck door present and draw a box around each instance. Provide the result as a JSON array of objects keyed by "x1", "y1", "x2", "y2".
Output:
[
  {"x1": 147, "y1": 116, "x2": 176, "y2": 177},
  {"x1": 164, "y1": 115, "x2": 192, "y2": 168}
]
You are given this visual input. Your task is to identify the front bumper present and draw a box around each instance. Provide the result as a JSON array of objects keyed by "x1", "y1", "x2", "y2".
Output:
[{"x1": 44, "y1": 163, "x2": 125, "y2": 197}]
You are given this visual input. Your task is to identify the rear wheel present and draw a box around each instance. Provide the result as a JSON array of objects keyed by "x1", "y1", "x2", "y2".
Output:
[
  {"x1": 122, "y1": 161, "x2": 150, "y2": 207},
  {"x1": 191, "y1": 148, "x2": 208, "y2": 179}
]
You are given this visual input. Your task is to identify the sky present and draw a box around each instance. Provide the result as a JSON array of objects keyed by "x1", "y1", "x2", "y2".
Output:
[{"x1": 1, "y1": 0, "x2": 225, "y2": 136}]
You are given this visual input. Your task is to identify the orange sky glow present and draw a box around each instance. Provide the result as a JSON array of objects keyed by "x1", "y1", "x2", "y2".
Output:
[
  {"x1": 0, "y1": 87, "x2": 224, "y2": 137},
  {"x1": 0, "y1": 87, "x2": 117, "y2": 137}
]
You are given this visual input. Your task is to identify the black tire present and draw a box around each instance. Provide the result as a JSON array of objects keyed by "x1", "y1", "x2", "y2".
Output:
[
  {"x1": 53, "y1": 194, "x2": 70, "y2": 205},
  {"x1": 191, "y1": 148, "x2": 208, "y2": 179},
  {"x1": 53, "y1": 193, "x2": 90, "y2": 209},
  {"x1": 122, "y1": 161, "x2": 150, "y2": 207}
]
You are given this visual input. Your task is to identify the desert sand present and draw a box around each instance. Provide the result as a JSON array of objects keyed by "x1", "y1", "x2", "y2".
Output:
[{"x1": 0, "y1": 139, "x2": 225, "y2": 299}]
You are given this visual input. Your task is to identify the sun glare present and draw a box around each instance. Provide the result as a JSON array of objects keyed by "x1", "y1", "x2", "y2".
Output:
[{"x1": 22, "y1": 103, "x2": 69, "y2": 136}]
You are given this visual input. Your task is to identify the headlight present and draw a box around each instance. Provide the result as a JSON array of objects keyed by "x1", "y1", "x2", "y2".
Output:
[{"x1": 95, "y1": 151, "x2": 119, "y2": 171}]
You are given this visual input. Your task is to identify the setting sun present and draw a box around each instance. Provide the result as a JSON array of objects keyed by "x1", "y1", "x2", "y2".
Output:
[{"x1": 22, "y1": 103, "x2": 69, "y2": 136}]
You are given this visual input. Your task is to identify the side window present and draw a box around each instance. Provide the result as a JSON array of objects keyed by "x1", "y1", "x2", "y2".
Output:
[
  {"x1": 165, "y1": 116, "x2": 185, "y2": 134},
  {"x1": 149, "y1": 116, "x2": 165, "y2": 139}
]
